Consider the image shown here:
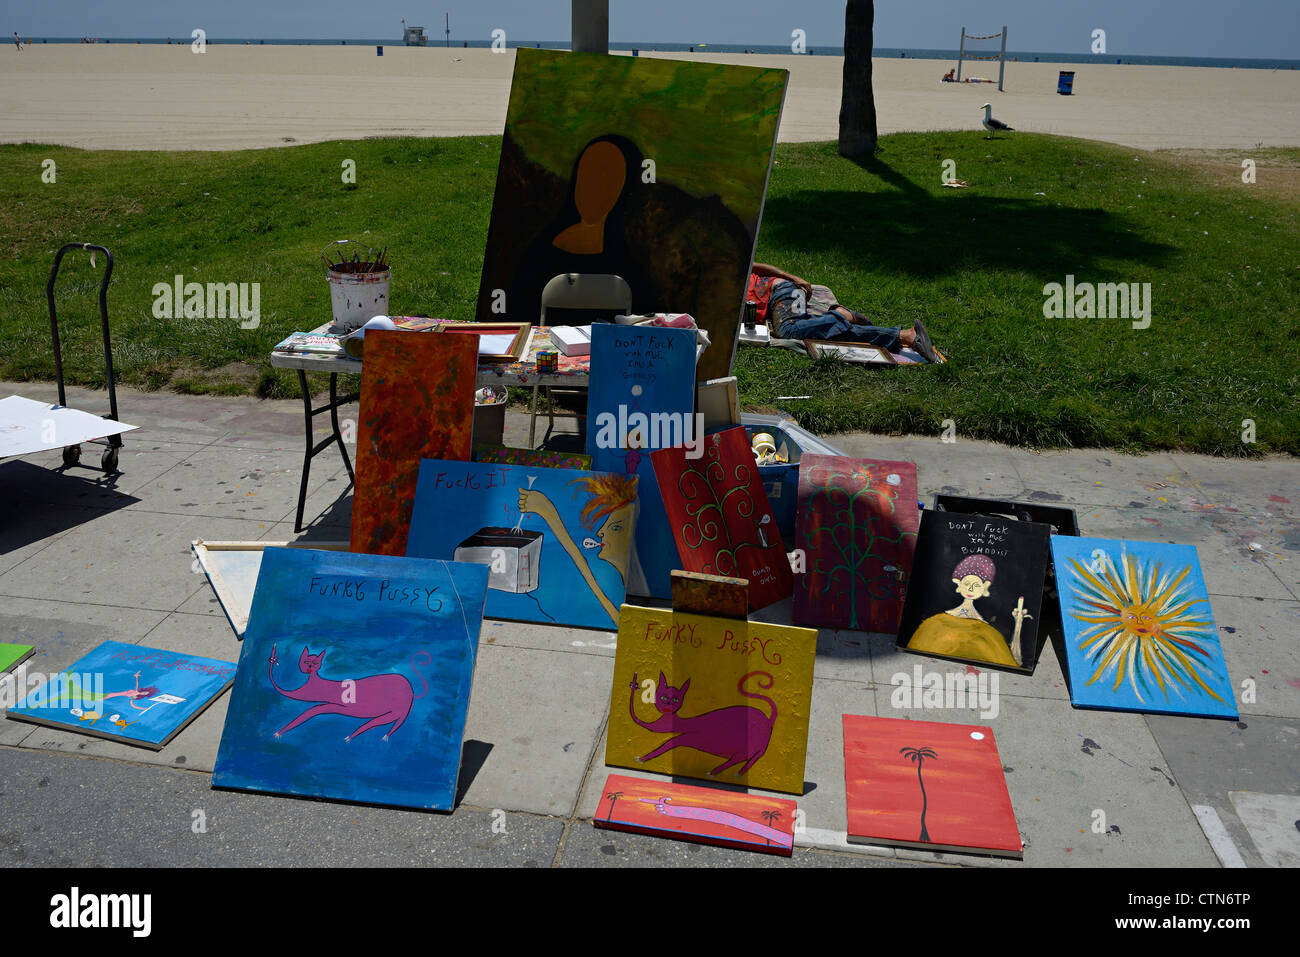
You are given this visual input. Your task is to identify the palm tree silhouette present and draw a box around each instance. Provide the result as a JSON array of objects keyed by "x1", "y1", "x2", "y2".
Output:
[
  {"x1": 900, "y1": 747, "x2": 938, "y2": 842},
  {"x1": 604, "y1": 790, "x2": 624, "y2": 819},
  {"x1": 760, "y1": 808, "x2": 783, "y2": 845}
]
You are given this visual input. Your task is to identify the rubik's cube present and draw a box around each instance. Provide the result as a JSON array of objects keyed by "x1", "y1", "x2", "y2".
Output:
[{"x1": 536, "y1": 350, "x2": 559, "y2": 373}]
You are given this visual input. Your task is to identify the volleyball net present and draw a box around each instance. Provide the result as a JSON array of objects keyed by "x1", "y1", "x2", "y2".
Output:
[{"x1": 955, "y1": 25, "x2": 1007, "y2": 91}]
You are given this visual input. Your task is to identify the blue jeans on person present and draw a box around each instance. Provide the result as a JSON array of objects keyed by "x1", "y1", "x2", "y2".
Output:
[{"x1": 768, "y1": 280, "x2": 902, "y2": 352}]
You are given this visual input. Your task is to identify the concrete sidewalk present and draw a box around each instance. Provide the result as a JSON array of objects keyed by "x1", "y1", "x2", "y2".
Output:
[{"x1": 1, "y1": 380, "x2": 1296, "y2": 868}]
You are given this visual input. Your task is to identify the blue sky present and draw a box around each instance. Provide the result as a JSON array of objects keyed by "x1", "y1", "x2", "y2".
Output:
[{"x1": 4, "y1": 1, "x2": 1297, "y2": 59}]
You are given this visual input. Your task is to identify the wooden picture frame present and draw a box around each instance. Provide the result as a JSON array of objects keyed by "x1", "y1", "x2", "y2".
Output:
[
  {"x1": 437, "y1": 322, "x2": 531, "y2": 362},
  {"x1": 191, "y1": 540, "x2": 349, "y2": 637}
]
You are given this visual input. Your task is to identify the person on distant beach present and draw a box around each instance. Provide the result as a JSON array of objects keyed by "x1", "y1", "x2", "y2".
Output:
[
  {"x1": 747, "y1": 263, "x2": 940, "y2": 361},
  {"x1": 13, "y1": 32, "x2": 22, "y2": 51}
]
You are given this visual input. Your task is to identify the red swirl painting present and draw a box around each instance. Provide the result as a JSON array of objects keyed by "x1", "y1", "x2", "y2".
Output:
[{"x1": 650, "y1": 426, "x2": 792, "y2": 610}]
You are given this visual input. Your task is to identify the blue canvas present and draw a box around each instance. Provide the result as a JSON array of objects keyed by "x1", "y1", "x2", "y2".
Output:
[
  {"x1": 1050, "y1": 536, "x2": 1237, "y2": 719},
  {"x1": 6, "y1": 641, "x2": 235, "y2": 750},
  {"x1": 406, "y1": 459, "x2": 638, "y2": 630},
  {"x1": 585, "y1": 324, "x2": 698, "y2": 599},
  {"x1": 212, "y1": 548, "x2": 489, "y2": 810}
]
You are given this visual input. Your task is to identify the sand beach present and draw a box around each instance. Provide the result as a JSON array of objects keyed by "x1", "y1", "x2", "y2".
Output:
[{"x1": 1, "y1": 44, "x2": 1297, "y2": 151}]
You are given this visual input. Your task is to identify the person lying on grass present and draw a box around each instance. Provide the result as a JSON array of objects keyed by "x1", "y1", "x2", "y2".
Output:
[{"x1": 746, "y1": 262, "x2": 940, "y2": 362}]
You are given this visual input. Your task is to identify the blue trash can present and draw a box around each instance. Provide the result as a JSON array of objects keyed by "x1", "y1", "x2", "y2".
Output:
[
  {"x1": 1058, "y1": 71, "x2": 1075, "y2": 95},
  {"x1": 376, "y1": 45, "x2": 383, "y2": 56}
]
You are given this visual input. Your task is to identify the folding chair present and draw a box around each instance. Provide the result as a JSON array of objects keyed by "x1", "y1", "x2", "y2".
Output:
[{"x1": 531, "y1": 273, "x2": 632, "y2": 446}]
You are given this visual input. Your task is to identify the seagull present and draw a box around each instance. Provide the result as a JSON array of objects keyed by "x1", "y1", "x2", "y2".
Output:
[{"x1": 981, "y1": 103, "x2": 1013, "y2": 137}]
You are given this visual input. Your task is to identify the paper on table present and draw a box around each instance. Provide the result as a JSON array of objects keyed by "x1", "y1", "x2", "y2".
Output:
[{"x1": 478, "y1": 334, "x2": 515, "y2": 355}]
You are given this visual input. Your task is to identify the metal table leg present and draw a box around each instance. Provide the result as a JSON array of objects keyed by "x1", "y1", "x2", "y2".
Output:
[
  {"x1": 528, "y1": 381, "x2": 542, "y2": 448},
  {"x1": 328, "y1": 372, "x2": 355, "y2": 481},
  {"x1": 294, "y1": 370, "x2": 360, "y2": 532}
]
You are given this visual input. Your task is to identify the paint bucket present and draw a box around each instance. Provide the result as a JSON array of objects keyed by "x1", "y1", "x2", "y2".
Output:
[
  {"x1": 1057, "y1": 71, "x2": 1075, "y2": 95},
  {"x1": 323, "y1": 241, "x2": 390, "y2": 332},
  {"x1": 472, "y1": 387, "x2": 507, "y2": 448},
  {"x1": 326, "y1": 265, "x2": 390, "y2": 332}
]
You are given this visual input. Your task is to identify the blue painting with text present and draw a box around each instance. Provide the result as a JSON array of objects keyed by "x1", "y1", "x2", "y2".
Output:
[
  {"x1": 213, "y1": 548, "x2": 489, "y2": 810},
  {"x1": 585, "y1": 323, "x2": 697, "y2": 599}
]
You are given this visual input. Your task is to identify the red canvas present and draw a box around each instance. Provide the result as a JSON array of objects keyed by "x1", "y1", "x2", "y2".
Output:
[
  {"x1": 350, "y1": 331, "x2": 476, "y2": 556},
  {"x1": 650, "y1": 427, "x2": 793, "y2": 610},
  {"x1": 594, "y1": 774, "x2": 797, "y2": 856},
  {"x1": 842, "y1": 714, "x2": 1022, "y2": 858},
  {"x1": 793, "y1": 456, "x2": 919, "y2": 633}
]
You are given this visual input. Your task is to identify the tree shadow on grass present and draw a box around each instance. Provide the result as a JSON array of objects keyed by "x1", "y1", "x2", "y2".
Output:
[{"x1": 763, "y1": 156, "x2": 1176, "y2": 279}]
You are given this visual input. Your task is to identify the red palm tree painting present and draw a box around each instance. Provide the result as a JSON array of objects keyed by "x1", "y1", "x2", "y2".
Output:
[{"x1": 843, "y1": 715, "x2": 1022, "y2": 858}]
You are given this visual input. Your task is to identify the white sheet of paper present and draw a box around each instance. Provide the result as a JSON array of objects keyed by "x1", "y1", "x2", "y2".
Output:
[
  {"x1": 0, "y1": 395, "x2": 137, "y2": 458},
  {"x1": 477, "y1": 334, "x2": 515, "y2": 355}
]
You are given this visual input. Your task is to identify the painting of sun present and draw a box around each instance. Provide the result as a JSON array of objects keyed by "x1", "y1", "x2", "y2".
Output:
[{"x1": 1050, "y1": 536, "x2": 1237, "y2": 719}]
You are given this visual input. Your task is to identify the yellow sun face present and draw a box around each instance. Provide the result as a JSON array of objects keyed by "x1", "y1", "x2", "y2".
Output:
[
  {"x1": 1065, "y1": 552, "x2": 1222, "y2": 704},
  {"x1": 1121, "y1": 602, "x2": 1164, "y2": 639}
]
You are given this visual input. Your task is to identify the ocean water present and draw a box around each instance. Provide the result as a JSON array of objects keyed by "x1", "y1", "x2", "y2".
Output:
[{"x1": 19, "y1": 37, "x2": 1299, "y2": 71}]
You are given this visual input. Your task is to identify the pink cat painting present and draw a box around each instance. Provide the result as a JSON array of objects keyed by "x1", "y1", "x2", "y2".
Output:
[
  {"x1": 268, "y1": 645, "x2": 430, "y2": 742},
  {"x1": 628, "y1": 670, "x2": 777, "y2": 777}
]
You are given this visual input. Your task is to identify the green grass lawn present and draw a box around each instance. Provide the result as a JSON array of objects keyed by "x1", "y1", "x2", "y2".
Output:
[{"x1": 1, "y1": 133, "x2": 1296, "y2": 454}]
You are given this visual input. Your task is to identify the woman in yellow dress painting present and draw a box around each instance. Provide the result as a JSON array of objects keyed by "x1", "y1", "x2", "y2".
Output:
[
  {"x1": 906, "y1": 554, "x2": 1031, "y2": 667},
  {"x1": 518, "y1": 473, "x2": 638, "y2": 627}
]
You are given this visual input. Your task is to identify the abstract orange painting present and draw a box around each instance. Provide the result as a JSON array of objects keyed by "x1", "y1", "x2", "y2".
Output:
[
  {"x1": 842, "y1": 714, "x2": 1022, "y2": 858},
  {"x1": 350, "y1": 331, "x2": 476, "y2": 556}
]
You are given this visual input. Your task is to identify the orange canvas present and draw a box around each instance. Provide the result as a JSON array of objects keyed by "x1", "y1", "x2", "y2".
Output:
[
  {"x1": 842, "y1": 714, "x2": 1022, "y2": 858},
  {"x1": 350, "y1": 331, "x2": 476, "y2": 556},
  {"x1": 594, "y1": 773, "x2": 797, "y2": 855}
]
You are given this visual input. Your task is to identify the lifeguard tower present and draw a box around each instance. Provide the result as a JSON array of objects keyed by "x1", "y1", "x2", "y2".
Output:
[{"x1": 403, "y1": 25, "x2": 428, "y2": 46}]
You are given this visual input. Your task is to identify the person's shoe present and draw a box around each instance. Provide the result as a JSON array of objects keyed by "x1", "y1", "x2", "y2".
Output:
[{"x1": 911, "y1": 320, "x2": 940, "y2": 363}]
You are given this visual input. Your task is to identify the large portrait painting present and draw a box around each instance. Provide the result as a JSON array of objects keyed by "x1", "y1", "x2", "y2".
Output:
[{"x1": 476, "y1": 48, "x2": 788, "y2": 382}]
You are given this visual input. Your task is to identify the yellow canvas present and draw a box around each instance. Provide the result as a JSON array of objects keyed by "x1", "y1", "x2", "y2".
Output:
[{"x1": 606, "y1": 604, "x2": 817, "y2": 794}]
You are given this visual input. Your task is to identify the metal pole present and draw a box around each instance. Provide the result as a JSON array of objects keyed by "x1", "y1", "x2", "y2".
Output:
[
  {"x1": 572, "y1": 0, "x2": 609, "y2": 54},
  {"x1": 956, "y1": 25, "x2": 965, "y2": 82},
  {"x1": 998, "y1": 25, "x2": 1007, "y2": 91},
  {"x1": 445, "y1": 12, "x2": 450, "y2": 47}
]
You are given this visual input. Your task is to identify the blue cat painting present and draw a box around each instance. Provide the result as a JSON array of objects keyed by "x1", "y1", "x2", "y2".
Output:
[{"x1": 213, "y1": 548, "x2": 490, "y2": 811}]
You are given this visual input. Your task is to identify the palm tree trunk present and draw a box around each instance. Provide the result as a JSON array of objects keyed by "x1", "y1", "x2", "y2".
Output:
[
  {"x1": 572, "y1": 0, "x2": 609, "y2": 54},
  {"x1": 917, "y1": 759, "x2": 931, "y2": 842},
  {"x1": 838, "y1": 0, "x2": 878, "y2": 158}
]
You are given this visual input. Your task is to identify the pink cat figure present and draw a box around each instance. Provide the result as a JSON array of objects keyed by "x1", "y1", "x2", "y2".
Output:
[
  {"x1": 268, "y1": 644, "x2": 430, "y2": 742},
  {"x1": 628, "y1": 670, "x2": 778, "y2": 777}
]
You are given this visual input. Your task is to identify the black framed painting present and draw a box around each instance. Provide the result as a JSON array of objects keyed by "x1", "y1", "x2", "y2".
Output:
[{"x1": 897, "y1": 509, "x2": 1053, "y2": 674}]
